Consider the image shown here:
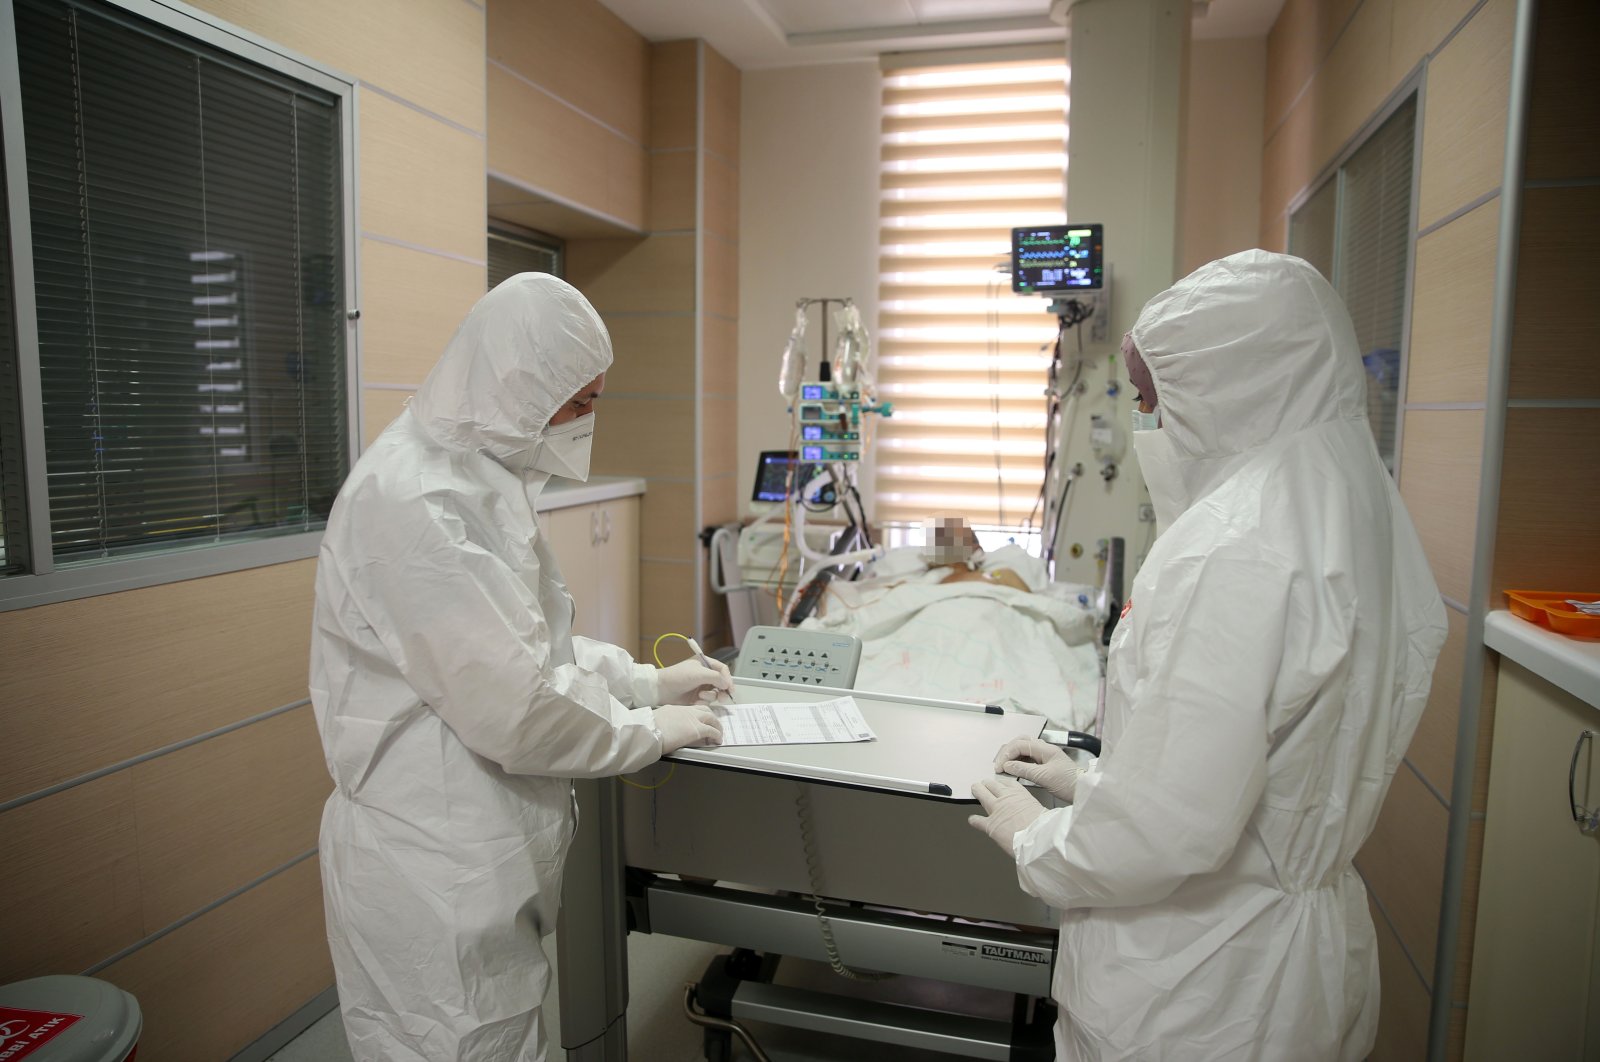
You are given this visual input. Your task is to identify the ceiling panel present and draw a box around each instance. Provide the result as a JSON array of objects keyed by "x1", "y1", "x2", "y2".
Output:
[
  {"x1": 910, "y1": 0, "x2": 1051, "y2": 22},
  {"x1": 757, "y1": 0, "x2": 917, "y2": 35}
]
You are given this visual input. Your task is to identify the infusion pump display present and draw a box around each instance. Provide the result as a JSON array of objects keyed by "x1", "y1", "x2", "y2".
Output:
[{"x1": 1011, "y1": 224, "x2": 1104, "y2": 293}]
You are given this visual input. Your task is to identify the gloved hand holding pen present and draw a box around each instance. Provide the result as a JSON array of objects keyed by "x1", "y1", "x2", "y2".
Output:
[{"x1": 993, "y1": 737, "x2": 1081, "y2": 803}]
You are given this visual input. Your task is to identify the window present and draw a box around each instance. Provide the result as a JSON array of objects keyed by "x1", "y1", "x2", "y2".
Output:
[
  {"x1": 0, "y1": 0, "x2": 356, "y2": 607},
  {"x1": 488, "y1": 226, "x2": 562, "y2": 289},
  {"x1": 1289, "y1": 95, "x2": 1417, "y2": 474},
  {"x1": 874, "y1": 52, "x2": 1068, "y2": 533}
]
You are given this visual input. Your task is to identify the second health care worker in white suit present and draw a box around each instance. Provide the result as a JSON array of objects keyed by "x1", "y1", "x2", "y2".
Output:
[
  {"x1": 970, "y1": 251, "x2": 1446, "y2": 1061},
  {"x1": 310, "y1": 273, "x2": 730, "y2": 1062}
]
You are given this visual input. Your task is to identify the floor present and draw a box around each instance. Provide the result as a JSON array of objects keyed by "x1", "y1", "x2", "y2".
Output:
[{"x1": 266, "y1": 930, "x2": 986, "y2": 1061}]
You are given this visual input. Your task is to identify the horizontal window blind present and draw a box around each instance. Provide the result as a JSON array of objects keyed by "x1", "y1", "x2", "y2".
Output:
[
  {"x1": 875, "y1": 56, "x2": 1067, "y2": 527},
  {"x1": 0, "y1": 152, "x2": 23, "y2": 573},
  {"x1": 488, "y1": 228, "x2": 561, "y2": 289},
  {"x1": 1288, "y1": 96, "x2": 1415, "y2": 476},
  {"x1": 16, "y1": 0, "x2": 347, "y2": 564},
  {"x1": 1337, "y1": 97, "x2": 1415, "y2": 475}
]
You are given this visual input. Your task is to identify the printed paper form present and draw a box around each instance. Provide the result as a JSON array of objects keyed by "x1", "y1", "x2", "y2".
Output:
[{"x1": 713, "y1": 696, "x2": 877, "y2": 746}]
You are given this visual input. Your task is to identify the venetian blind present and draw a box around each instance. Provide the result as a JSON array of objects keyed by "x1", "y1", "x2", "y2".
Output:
[
  {"x1": 875, "y1": 54, "x2": 1068, "y2": 528},
  {"x1": 488, "y1": 228, "x2": 561, "y2": 290},
  {"x1": 0, "y1": 150, "x2": 22, "y2": 573},
  {"x1": 15, "y1": 0, "x2": 347, "y2": 564},
  {"x1": 1336, "y1": 97, "x2": 1415, "y2": 474}
]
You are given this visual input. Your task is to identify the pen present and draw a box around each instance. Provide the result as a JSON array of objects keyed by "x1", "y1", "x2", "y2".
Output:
[{"x1": 687, "y1": 637, "x2": 733, "y2": 704}]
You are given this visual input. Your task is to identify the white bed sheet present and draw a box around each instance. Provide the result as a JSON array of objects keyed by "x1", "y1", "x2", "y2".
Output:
[{"x1": 798, "y1": 564, "x2": 1103, "y2": 731}]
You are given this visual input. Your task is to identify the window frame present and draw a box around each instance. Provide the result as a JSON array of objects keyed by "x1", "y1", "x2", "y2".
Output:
[
  {"x1": 0, "y1": 0, "x2": 360, "y2": 611},
  {"x1": 1286, "y1": 74, "x2": 1424, "y2": 485}
]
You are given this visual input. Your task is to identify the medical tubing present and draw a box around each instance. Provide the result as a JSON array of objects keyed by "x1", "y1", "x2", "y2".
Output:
[
  {"x1": 682, "y1": 984, "x2": 773, "y2": 1062},
  {"x1": 794, "y1": 785, "x2": 894, "y2": 982}
]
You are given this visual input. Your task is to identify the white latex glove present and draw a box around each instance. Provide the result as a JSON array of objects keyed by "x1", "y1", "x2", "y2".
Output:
[
  {"x1": 653, "y1": 658, "x2": 733, "y2": 705},
  {"x1": 968, "y1": 777, "x2": 1047, "y2": 855},
  {"x1": 653, "y1": 703, "x2": 724, "y2": 754},
  {"x1": 993, "y1": 737, "x2": 1082, "y2": 803}
]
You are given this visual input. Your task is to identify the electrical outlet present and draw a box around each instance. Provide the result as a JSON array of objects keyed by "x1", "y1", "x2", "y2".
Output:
[{"x1": 1137, "y1": 503, "x2": 1156, "y2": 523}]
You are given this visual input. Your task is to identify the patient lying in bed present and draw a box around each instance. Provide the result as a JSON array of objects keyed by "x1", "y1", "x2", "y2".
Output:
[{"x1": 797, "y1": 517, "x2": 1102, "y2": 731}]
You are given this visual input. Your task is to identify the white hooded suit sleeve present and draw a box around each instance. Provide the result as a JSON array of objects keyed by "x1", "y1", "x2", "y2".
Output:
[
  {"x1": 345, "y1": 494, "x2": 664, "y2": 779},
  {"x1": 571, "y1": 636, "x2": 661, "y2": 707},
  {"x1": 1012, "y1": 547, "x2": 1293, "y2": 911}
]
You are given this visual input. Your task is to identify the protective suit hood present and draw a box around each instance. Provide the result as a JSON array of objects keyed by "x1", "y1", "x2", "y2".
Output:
[
  {"x1": 1129, "y1": 250, "x2": 1369, "y2": 520},
  {"x1": 410, "y1": 272, "x2": 613, "y2": 472}
]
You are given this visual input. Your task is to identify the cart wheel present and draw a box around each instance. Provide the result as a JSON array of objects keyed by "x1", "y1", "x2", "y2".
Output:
[{"x1": 703, "y1": 1028, "x2": 732, "y2": 1062}]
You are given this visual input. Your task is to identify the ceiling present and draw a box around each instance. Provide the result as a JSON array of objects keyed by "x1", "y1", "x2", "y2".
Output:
[{"x1": 597, "y1": 0, "x2": 1287, "y2": 69}]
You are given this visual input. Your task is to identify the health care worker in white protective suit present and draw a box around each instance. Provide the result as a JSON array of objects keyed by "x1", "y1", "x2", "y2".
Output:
[
  {"x1": 970, "y1": 250, "x2": 1447, "y2": 1060},
  {"x1": 310, "y1": 272, "x2": 731, "y2": 1062}
]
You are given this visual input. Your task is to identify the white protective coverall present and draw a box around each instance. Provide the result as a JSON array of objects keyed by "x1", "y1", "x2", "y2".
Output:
[
  {"x1": 1012, "y1": 250, "x2": 1447, "y2": 1060},
  {"x1": 310, "y1": 274, "x2": 671, "y2": 1061}
]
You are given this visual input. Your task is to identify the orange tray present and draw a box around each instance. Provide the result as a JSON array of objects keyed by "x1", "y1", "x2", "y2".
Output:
[{"x1": 1505, "y1": 590, "x2": 1600, "y2": 638}]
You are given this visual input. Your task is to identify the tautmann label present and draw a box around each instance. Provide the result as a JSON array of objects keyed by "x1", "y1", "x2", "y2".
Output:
[{"x1": 979, "y1": 943, "x2": 1049, "y2": 966}]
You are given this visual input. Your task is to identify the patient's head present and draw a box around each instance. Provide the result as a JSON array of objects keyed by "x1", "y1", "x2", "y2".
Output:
[{"x1": 924, "y1": 514, "x2": 981, "y2": 568}]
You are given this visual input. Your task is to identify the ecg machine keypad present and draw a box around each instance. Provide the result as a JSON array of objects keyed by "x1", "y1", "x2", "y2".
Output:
[{"x1": 732, "y1": 626, "x2": 862, "y2": 688}]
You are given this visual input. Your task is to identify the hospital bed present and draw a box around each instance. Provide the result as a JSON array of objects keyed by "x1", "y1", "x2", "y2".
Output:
[{"x1": 556, "y1": 632, "x2": 1095, "y2": 1062}]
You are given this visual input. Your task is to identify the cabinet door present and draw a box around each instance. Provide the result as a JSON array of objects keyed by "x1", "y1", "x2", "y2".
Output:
[
  {"x1": 1466, "y1": 660, "x2": 1600, "y2": 1060},
  {"x1": 593, "y1": 497, "x2": 640, "y2": 652},
  {"x1": 540, "y1": 504, "x2": 601, "y2": 640}
]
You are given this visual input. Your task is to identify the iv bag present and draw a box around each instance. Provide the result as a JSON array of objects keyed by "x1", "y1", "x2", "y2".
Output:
[{"x1": 778, "y1": 306, "x2": 809, "y2": 400}]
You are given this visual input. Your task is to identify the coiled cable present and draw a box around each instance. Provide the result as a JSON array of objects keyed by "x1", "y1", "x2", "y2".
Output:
[{"x1": 794, "y1": 784, "x2": 893, "y2": 982}]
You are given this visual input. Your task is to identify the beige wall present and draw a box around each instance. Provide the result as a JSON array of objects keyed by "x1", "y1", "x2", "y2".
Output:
[
  {"x1": 0, "y1": 1, "x2": 487, "y2": 1058},
  {"x1": 736, "y1": 62, "x2": 882, "y2": 519},
  {"x1": 1179, "y1": 37, "x2": 1266, "y2": 274},
  {"x1": 575, "y1": 40, "x2": 742, "y2": 656}
]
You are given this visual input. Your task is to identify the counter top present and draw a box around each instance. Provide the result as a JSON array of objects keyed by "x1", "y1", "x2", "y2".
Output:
[
  {"x1": 1484, "y1": 609, "x2": 1600, "y2": 710},
  {"x1": 534, "y1": 476, "x2": 646, "y2": 512}
]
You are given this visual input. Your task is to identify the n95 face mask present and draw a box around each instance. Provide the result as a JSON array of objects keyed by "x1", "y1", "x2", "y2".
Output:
[{"x1": 530, "y1": 412, "x2": 595, "y2": 482}]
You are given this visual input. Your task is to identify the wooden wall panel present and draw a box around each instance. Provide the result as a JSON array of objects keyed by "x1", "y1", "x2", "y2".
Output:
[
  {"x1": 650, "y1": 41, "x2": 699, "y2": 151},
  {"x1": 361, "y1": 387, "x2": 413, "y2": 447},
  {"x1": 704, "y1": 153, "x2": 739, "y2": 244},
  {"x1": 1492, "y1": 408, "x2": 1600, "y2": 594},
  {"x1": 1406, "y1": 605, "x2": 1466, "y2": 800},
  {"x1": 0, "y1": 773, "x2": 142, "y2": 982},
  {"x1": 1397, "y1": 410, "x2": 1483, "y2": 604},
  {"x1": 1260, "y1": 88, "x2": 1315, "y2": 244},
  {"x1": 1508, "y1": 186, "x2": 1600, "y2": 400},
  {"x1": 703, "y1": 235, "x2": 739, "y2": 320},
  {"x1": 1370, "y1": 895, "x2": 1432, "y2": 1061},
  {"x1": 567, "y1": 235, "x2": 696, "y2": 315},
  {"x1": 1389, "y1": 0, "x2": 1480, "y2": 88},
  {"x1": 639, "y1": 480, "x2": 697, "y2": 563},
  {"x1": 602, "y1": 314, "x2": 696, "y2": 397},
  {"x1": 703, "y1": 314, "x2": 737, "y2": 394},
  {"x1": 0, "y1": 561, "x2": 315, "y2": 803},
  {"x1": 1310, "y1": 0, "x2": 1394, "y2": 169},
  {"x1": 487, "y1": 64, "x2": 647, "y2": 230},
  {"x1": 486, "y1": 0, "x2": 648, "y2": 144},
  {"x1": 703, "y1": 472, "x2": 738, "y2": 528},
  {"x1": 590, "y1": 397, "x2": 696, "y2": 479},
  {"x1": 703, "y1": 45, "x2": 741, "y2": 163},
  {"x1": 188, "y1": 0, "x2": 484, "y2": 132},
  {"x1": 639, "y1": 559, "x2": 696, "y2": 659},
  {"x1": 359, "y1": 90, "x2": 486, "y2": 260},
  {"x1": 1405, "y1": 200, "x2": 1499, "y2": 404},
  {"x1": 100, "y1": 859, "x2": 332, "y2": 1062},
  {"x1": 701, "y1": 396, "x2": 738, "y2": 480},
  {"x1": 131, "y1": 707, "x2": 329, "y2": 930},
  {"x1": 1523, "y1": 0, "x2": 1600, "y2": 182},
  {"x1": 1357, "y1": 764, "x2": 1450, "y2": 976},
  {"x1": 1265, "y1": 0, "x2": 1350, "y2": 135},
  {"x1": 358, "y1": 239, "x2": 485, "y2": 385},
  {"x1": 1417, "y1": 0, "x2": 1515, "y2": 228},
  {"x1": 649, "y1": 150, "x2": 697, "y2": 232}
]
